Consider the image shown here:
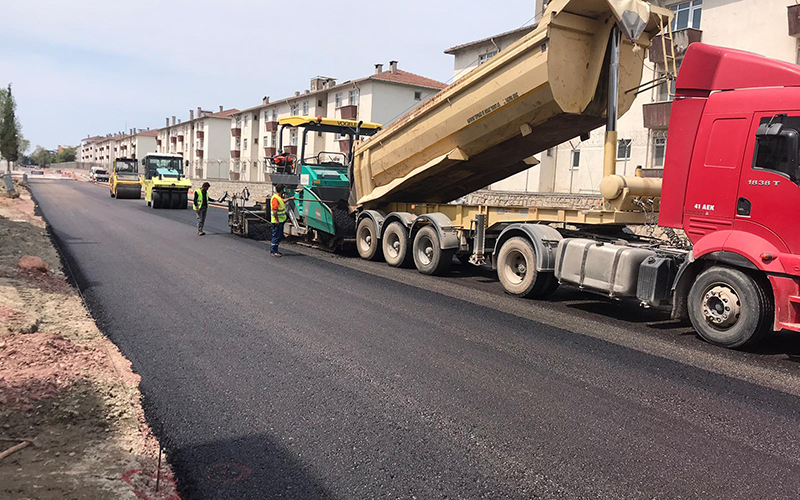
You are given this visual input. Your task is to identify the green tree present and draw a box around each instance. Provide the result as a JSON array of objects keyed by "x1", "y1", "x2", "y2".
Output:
[
  {"x1": 30, "y1": 146, "x2": 56, "y2": 167},
  {"x1": 56, "y1": 146, "x2": 77, "y2": 163},
  {"x1": 0, "y1": 84, "x2": 21, "y2": 169}
]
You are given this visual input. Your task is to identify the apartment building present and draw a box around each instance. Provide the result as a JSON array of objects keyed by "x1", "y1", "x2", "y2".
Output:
[
  {"x1": 448, "y1": 0, "x2": 800, "y2": 194},
  {"x1": 156, "y1": 106, "x2": 239, "y2": 180},
  {"x1": 228, "y1": 61, "x2": 446, "y2": 182},
  {"x1": 114, "y1": 129, "x2": 158, "y2": 161},
  {"x1": 78, "y1": 135, "x2": 103, "y2": 163},
  {"x1": 91, "y1": 134, "x2": 123, "y2": 166}
]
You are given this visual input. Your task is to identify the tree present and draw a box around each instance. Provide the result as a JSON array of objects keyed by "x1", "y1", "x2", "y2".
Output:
[
  {"x1": 0, "y1": 84, "x2": 21, "y2": 170},
  {"x1": 30, "y1": 146, "x2": 56, "y2": 167},
  {"x1": 56, "y1": 146, "x2": 77, "y2": 163}
]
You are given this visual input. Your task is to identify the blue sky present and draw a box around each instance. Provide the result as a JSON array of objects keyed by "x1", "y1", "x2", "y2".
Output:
[{"x1": 1, "y1": 0, "x2": 537, "y2": 150}]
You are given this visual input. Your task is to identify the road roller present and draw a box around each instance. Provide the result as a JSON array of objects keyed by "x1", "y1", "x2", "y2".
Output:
[
  {"x1": 140, "y1": 153, "x2": 191, "y2": 209},
  {"x1": 109, "y1": 158, "x2": 142, "y2": 199}
]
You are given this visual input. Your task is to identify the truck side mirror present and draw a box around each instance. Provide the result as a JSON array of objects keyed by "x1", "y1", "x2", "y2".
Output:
[{"x1": 783, "y1": 129, "x2": 800, "y2": 182}]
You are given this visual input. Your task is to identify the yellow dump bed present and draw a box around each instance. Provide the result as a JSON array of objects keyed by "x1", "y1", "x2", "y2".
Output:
[{"x1": 352, "y1": 0, "x2": 671, "y2": 208}]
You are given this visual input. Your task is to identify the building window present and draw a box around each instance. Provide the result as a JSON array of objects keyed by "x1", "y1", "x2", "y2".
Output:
[
  {"x1": 291, "y1": 103, "x2": 299, "y2": 116},
  {"x1": 236, "y1": 117, "x2": 241, "y2": 126},
  {"x1": 671, "y1": 0, "x2": 702, "y2": 31},
  {"x1": 244, "y1": 115, "x2": 249, "y2": 127},
  {"x1": 653, "y1": 138, "x2": 667, "y2": 167},
  {"x1": 243, "y1": 138, "x2": 248, "y2": 150},
  {"x1": 335, "y1": 93, "x2": 343, "y2": 107},
  {"x1": 263, "y1": 136, "x2": 269, "y2": 147},
  {"x1": 264, "y1": 111, "x2": 270, "y2": 121},
  {"x1": 302, "y1": 101, "x2": 309, "y2": 115},
  {"x1": 290, "y1": 129, "x2": 298, "y2": 146},
  {"x1": 272, "y1": 109, "x2": 278, "y2": 121},
  {"x1": 235, "y1": 138, "x2": 241, "y2": 149},
  {"x1": 617, "y1": 139, "x2": 632, "y2": 160},
  {"x1": 479, "y1": 50, "x2": 498, "y2": 64},
  {"x1": 571, "y1": 150, "x2": 580, "y2": 170},
  {"x1": 414, "y1": 91, "x2": 422, "y2": 100},
  {"x1": 271, "y1": 132, "x2": 277, "y2": 148},
  {"x1": 349, "y1": 90, "x2": 359, "y2": 106}
]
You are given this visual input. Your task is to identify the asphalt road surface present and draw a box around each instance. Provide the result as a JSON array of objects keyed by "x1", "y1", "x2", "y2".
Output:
[{"x1": 28, "y1": 179, "x2": 800, "y2": 499}]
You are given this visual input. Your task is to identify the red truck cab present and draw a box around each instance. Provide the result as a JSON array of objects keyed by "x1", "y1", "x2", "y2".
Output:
[{"x1": 661, "y1": 43, "x2": 800, "y2": 345}]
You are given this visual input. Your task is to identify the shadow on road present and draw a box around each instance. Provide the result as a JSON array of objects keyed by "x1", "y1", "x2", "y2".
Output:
[{"x1": 168, "y1": 433, "x2": 338, "y2": 500}]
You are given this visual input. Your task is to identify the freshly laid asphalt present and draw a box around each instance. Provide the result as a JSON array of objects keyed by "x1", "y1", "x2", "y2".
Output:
[{"x1": 28, "y1": 179, "x2": 800, "y2": 499}]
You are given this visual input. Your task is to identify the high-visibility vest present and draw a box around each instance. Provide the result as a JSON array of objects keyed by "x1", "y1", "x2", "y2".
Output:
[
  {"x1": 194, "y1": 190, "x2": 206, "y2": 211},
  {"x1": 271, "y1": 194, "x2": 287, "y2": 224}
]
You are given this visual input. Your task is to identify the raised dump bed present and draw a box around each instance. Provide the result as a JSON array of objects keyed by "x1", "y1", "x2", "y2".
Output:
[{"x1": 352, "y1": 0, "x2": 671, "y2": 208}]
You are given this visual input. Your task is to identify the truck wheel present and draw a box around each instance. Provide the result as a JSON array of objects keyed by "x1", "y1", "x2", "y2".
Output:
[
  {"x1": 497, "y1": 237, "x2": 554, "y2": 298},
  {"x1": 688, "y1": 266, "x2": 773, "y2": 349},
  {"x1": 413, "y1": 226, "x2": 453, "y2": 276},
  {"x1": 152, "y1": 191, "x2": 162, "y2": 209},
  {"x1": 356, "y1": 218, "x2": 382, "y2": 261},
  {"x1": 382, "y1": 222, "x2": 412, "y2": 268}
]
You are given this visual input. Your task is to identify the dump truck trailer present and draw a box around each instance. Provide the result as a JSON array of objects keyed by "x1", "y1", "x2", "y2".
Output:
[{"x1": 352, "y1": 38, "x2": 800, "y2": 350}]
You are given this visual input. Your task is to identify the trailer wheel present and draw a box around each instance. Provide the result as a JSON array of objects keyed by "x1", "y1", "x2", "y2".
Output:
[
  {"x1": 356, "y1": 218, "x2": 382, "y2": 261},
  {"x1": 413, "y1": 226, "x2": 453, "y2": 276},
  {"x1": 497, "y1": 237, "x2": 554, "y2": 298},
  {"x1": 382, "y1": 222, "x2": 412, "y2": 268},
  {"x1": 688, "y1": 266, "x2": 772, "y2": 349}
]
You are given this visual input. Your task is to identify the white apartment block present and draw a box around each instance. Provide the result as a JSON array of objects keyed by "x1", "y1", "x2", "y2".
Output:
[
  {"x1": 78, "y1": 135, "x2": 102, "y2": 163},
  {"x1": 114, "y1": 129, "x2": 158, "y2": 162},
  {"x1": 228, "y1": 61, "x2": 446, "y2": 183},
  {"x1": 156, "y1": 106, "x2": 239, "y2": 180},
  {"x1": 92, "y1": 134, "x2": 123, "y2": 167},
  {"x1": 448, "y1": 0, "x2": 800, "y2": 195}
]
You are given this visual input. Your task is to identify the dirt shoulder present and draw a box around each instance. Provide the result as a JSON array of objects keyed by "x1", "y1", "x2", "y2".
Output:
[{"x1": 0, "y1": 179, "x2": 178, "y2": 500}]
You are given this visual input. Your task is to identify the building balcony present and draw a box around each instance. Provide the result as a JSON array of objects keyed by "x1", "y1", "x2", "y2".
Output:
[
  {"x1": 231, "y1": 150, "x2": 241, "y2": 159},
  {"x1": 177, "y1": 134, "x2": 184, "y2": 142},
  {"x1": 284, "y1": 145, "x2": 297, "y2": 155},
  {"x1": 231, "y1": 127, "x2": 241, "y2": 137},
  {"x1": 156, "y1": 139, "x2": 162, "y2": 146},
  {"x1": 196, "y1": 130, "x2": 204, "y2": 139},
  {"x1": 643, "y1": 101, "x2": 672, "y2": 129},
  {"x1": 264, "y1": 121, "x2": 279, "y2": 132},
  {"x1": 790, "y1": 5, "x2": 800, "y2": 37},
  {"x1": 196, "y1": 149, "x2": 204, "y2": 158},
  {"x1": 338, "y1": 105, "x2": 358, "y2": 120},
  {"x1": 264, "y1": 147, "x2": 276, "y2": 157},
  {"x1": 649, "y1": 28, "x2": 702, "y2": 64},
  {"x1": 170, "y1": 136, "x2": 177, "y2": 143},
  {"x1": 229, "y1": 171, "x2": 241, "y2": 181}
]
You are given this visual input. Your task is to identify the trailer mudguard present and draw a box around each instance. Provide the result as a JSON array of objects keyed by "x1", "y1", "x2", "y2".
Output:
[
  {"x1": 357, "y1": 210, "x2": 386, "y2": 237},
  {"x1": 492, "y1": 224, "x2": 563, "y2": 272},
  {"x1": 381, "y1": 212, "x2": 416, "y2": 235},
  {"x1": 410, "y1": 213, "x2": 460, "y2": 251}
]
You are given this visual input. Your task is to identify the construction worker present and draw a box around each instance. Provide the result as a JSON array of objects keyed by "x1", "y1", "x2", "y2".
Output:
[
  {"x1": 194, "y1": 182, "x2": 216, "y2": 236},
  {"x1": 270, "y1": 185, "x2": 289, "y2": 257}
]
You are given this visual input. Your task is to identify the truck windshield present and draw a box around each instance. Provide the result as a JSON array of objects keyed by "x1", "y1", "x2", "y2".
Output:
[{"x1": 146, "y1": 158, "x2": 183, "y2": 174}]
